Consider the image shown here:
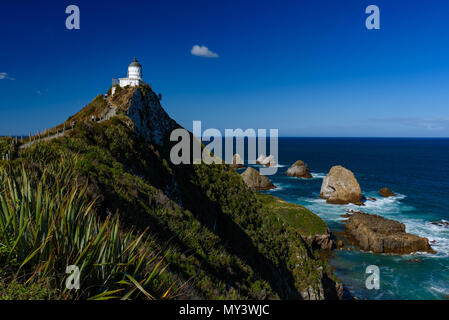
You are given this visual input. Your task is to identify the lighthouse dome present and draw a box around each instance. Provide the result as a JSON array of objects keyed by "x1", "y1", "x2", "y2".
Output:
[
  {"x1": 127, "y1": 57, "x2": 142, "y2": 80},
  {"x1": 129, "y1": 57, "x2": 142, "y2": 68}
]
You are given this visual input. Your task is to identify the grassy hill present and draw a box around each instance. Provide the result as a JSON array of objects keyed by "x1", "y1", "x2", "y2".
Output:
[{"x1": 0, "y1": 85, "x2": 344, "y2": 300}]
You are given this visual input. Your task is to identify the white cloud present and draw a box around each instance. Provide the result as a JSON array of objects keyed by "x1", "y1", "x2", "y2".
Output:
[
  {"x1": 191, "y1": 45, "x2": 219, "y2": 58},
  {"x1": 0, "y1": 72, "x2": 15, "y2": 80}
]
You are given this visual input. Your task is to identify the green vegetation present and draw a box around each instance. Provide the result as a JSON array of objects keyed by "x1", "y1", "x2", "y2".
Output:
[
  {"x1": 256, "y1": 194, "x2": 328, "y2": 236},
  {"x1": 0, "y1": 137, "x2": 13, "y2": 155},
  {"x1": 0, "y1": 280, "x2": 54, "y2": 300},
  {"x1": 0, "y1": 159, "x2": 178, "y2": 300},
  {"x1": 0, "y1": 86, "x2": 342, "y2": 300},
  {"x1": 67, "y1": 94, "x2": 109, "y2": 123}
]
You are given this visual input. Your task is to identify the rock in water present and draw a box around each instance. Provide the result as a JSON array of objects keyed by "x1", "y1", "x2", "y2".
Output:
[
  {"x1": 241, "y1": 167, "x2": 276, "y2": 191},
  {"x1": 230, "y1": 154, "x2": 244, "y2": 169},
  {"x1": 320, "y1": 165, "x2": 362, "y2": 205},
  {"x1": 345, "y1": 211, "x2": 435, "y2": 254},
  {"x1": 430, "y1": 220, "x2": 449, "y2": 228},
  {"x1": 304, "y1": 230, "x2": 335, "y2": 250},
  {"x1": 286, "y1": 160, "x2": 313, "y2": 178},
  {"x1": 256, "y1": 155, "x2": 276, "y2": 167},
  {"x1": 378, "y1": 187, "x2": 396, "y2": 197},
  {"x1": 256, "y1": 154, "x2": 266, "y2": 164}
]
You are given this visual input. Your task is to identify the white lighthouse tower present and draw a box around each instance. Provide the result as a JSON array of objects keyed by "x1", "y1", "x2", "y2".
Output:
[{"x1": 111, "y1": 58, "x2": 144, "y2": 95}]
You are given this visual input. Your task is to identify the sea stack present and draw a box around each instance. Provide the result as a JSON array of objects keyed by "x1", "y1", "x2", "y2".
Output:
[
  {"x1": 378, "y1": 187, "x2": 396, "y2": 197},
  {"x1": 241, "y1": 167, "x2": 276, "y2": 191},
  {"x1": 345, "y1": 211, "x2": 435, "y2": 254},
  {"x1": 286, "y1": 160, "x2": 313, "y2": 179},
  {"x1": 256, "y1": 155, "x2": 276, "y2": 167},
  {"x1": 320, "y1": 165, "x2": 362, "y2": 205},
  {"x1": 230, "y1": 154, "x2": 244, "y2": 169}
]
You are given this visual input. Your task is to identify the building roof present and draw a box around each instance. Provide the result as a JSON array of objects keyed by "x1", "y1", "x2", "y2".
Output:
[{"x1": 129, "y1": 57, "x2": 142, "y2": 68}]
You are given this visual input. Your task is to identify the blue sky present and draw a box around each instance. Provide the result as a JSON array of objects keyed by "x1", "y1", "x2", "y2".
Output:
[{"x1": 1, "y1": 0, "x2": 449, "y2": 137}]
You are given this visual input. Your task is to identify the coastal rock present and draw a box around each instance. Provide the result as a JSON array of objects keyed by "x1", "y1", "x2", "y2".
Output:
[
  {"x1": 304, "y1": 229, "x2": 335, "y2": 250},
  {"x1": 337, "y1": 239, "x2": 344, "y2": 248},
  {"x1": 345, "y1": 211, "x2": 436, "y2": 254},
  {"x1": 241, "y1": 167, "x2": 276, "y2": 191},
  {"x1": 230, "y1": 154, "x2": 244, "y2": 169},
  {"x1": 286, "y1": 160, "x2": 313, "y2": 179},
  {"x1": 126, "y1": 87, "x2": 178, "y2": 146},
  {"x1": 301, "y1": 285, "x2": 324, "y2": 300},
  {"x1": 256, "y1": 155, "x2": 265, "y2": 163},
  {"x1": 320, "y1": 165, "x2": 363, "y2": 205},
  {"x1": 378, "y1": 187, "x2": 396, "y2": 197},
  {"x1": 430, "y1": 220, "x2": 449, "y2": 228},
  {"x1": 256, "y1": 155, "x2": 276, "y2": 167}
]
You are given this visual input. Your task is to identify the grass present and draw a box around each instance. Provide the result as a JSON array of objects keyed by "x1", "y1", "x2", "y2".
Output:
[
  {"x1": 67, "y1": 95, "x2": 109, "y2": 123},
  {"x1": 0, "y1": 158, "x2": 178, "y2": 300},
  {"x1": 256, "y1": 193, "x2": 328, "y2": 236}
]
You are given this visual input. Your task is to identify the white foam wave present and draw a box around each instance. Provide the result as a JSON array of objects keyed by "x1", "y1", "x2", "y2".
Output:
[
  {"x1": 429, "y1": 285, "x2": 449, "y2": 299},
  {"x1": 299, "y1": 191, "x2": 449, "y2": 258},
  {"x1": 311, "y1": 172, "x2": 326, "y2": 179},
  {"x1": 266, "y1": 183, "x2": 288, "y2": 192},
  {"x1": 283, "y1": 172, "x2": 326, "y2": 180}
]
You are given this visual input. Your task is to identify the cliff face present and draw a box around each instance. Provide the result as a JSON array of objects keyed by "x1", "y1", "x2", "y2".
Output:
[
  {"x1": 16, "y1": 85, "x2": 346, "y2": 300},
  {"x1": 125, "y1": 87, "x2": 178, "y2": 146}
]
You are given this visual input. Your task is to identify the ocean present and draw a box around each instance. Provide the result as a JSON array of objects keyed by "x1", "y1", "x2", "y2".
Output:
[{"x1": 256, "y1": 137, "x2": 449, "y2": 300}]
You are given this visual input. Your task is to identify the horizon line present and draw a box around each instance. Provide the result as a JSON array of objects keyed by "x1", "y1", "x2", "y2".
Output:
[{"x1": 3, "y1": 134, "x2": 449, "y2": 139}]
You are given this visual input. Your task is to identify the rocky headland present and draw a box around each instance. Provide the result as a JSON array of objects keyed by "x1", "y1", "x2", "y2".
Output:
[{"x1": 0, "y1": 84, "x2": 351, "y2": 300}]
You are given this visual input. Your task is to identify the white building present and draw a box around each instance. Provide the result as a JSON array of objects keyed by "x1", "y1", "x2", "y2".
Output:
[{"x1": 111, "y1": 58, "x2": 144, "y2": 95}]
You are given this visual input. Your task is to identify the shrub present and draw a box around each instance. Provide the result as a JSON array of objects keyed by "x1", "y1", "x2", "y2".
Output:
[{"x1": 0, "y1": 159, "x2": 178, "y2": 300}]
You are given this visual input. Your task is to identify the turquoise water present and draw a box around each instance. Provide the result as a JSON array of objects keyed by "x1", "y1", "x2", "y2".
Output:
[{"x1": 258, "y1": 138, "x2": 449, "y2": 299}]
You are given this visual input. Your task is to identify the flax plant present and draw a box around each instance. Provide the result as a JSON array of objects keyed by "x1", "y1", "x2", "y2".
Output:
[{"x1": 0, "y1": 159, "x2": 177, "y2": 300}]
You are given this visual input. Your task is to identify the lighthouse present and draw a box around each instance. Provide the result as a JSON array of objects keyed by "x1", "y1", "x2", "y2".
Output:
[{"x1": 112, "y1": 58, "x2": 144, "y2": 94}]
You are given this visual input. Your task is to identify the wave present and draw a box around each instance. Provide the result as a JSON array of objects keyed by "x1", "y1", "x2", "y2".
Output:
[
  {"x1": 311, "y1": 172, "x2": 326, "y2": 179},
  {"x1": 247, "y1": 163, "x2": 287, "y2": 168},
  {"x1": 299, "y1": 192, "x2": 449, "y2": 258},
  {"x1": 265, "y1": 182, "x2": 288, "y2": 192},
  {"x1": 429, "y1": 285, "x2": 449, "y2": 298},
  {"x1": 283, "y1": 172, "x2": 326, "y2": 180}
]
